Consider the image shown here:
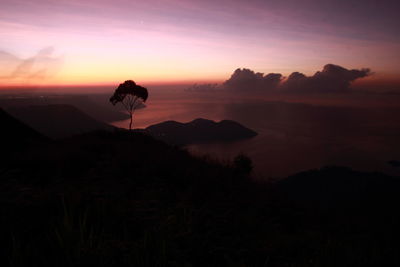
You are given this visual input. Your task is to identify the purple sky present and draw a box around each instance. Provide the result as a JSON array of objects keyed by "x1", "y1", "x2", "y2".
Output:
[{"x1": 1, "y1": 0, "x2": 399, "y2": 86}]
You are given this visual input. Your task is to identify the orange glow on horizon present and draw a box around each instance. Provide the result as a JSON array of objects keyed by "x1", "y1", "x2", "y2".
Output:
[
  {"x1": 2, "y1": 72, "x2": 399, "y2": 93},
  {"x1": 1, "y1": 0, "x2": 400, "y2": 92}
]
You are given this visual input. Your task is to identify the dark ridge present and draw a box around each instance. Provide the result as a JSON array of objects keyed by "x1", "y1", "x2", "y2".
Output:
[
  {"x1": 0, "y1": 108, "x2": 46, "y2": 140},
  {"x1": 0, "y1": 108, "x2": 48, "y2": 152},
  {"x1": 388, "y1": 160, "x2": 400, "y2": 167},
  {"x1": 0, "y1": 108, "x2": 49, "y2": 166},
  {"x1": 1, "y1": 128, "x2": 400, "y2": 266},
  {"x1": 0, "y1": 94, "x2": 129, "y2": 122},
  {"x1": 277, "y1": 166, "x2": 400, "y2": 212},
  {"x1": 146, "y1": 118, "x2": 257, "y2": 145},
  {"x1": 6, "y1": 104, "x2": 115, "y2": 138}
]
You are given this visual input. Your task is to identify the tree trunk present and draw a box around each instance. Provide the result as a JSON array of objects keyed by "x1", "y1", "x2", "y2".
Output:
[{"x1": 129, "y1": 113, "x2": 133, "y2": 130}]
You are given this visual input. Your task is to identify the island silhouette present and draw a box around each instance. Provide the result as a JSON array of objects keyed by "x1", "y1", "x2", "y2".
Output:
[{"x1": 146, "y1": 118, "x2": 257, "y2": 145}]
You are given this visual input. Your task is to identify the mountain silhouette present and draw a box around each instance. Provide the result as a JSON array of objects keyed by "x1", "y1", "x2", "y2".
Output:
[
  {"x1": 7, "y1": 104, "x2": 114, "y2": 138},
  {"x1": 0, "y1": 94, "x2": 129, "y2": 123},
  {"x1": 146, "y1": 118, "x2": 257, "y2": 145},
  {"x1": 0, "y1": 108, "x2": 48, "y2": 163},
  {"x1": 277, "y1": 166, "x2": 400, "y2": 213},
  {"x1": 1, "y1": 108, "x2": 47, "y2": 142},
  {"x1": 1, "y1": 117, "x2": 400, "y2": 266},
  {"x1": 388, "y1": 160, "x2": 400, "y2": 168}
]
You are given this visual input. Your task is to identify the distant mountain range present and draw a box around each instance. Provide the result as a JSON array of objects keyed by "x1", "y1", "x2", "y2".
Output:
[
  {"x1": 0, "y1": 94, "x2": 129, "y2": 122},
  {"x1": 4, "y1": 105, "x2": 257, "y2": 145},
  {"x1": 7, "y1": 104, "x2": 114, "y2": 138},
  {"x1": 146, "y1": 118, "x2": 257, "y2": 145}
]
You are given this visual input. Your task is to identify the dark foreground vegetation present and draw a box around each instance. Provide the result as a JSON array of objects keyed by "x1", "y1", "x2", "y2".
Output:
[{"x1": 1, "y1": 109, "x2": 400, "y2": 266}]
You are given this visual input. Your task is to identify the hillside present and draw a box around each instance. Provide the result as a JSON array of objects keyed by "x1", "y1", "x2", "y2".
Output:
[
  {"x1": 6, "y1": 104, "x2": 115, "y2": 138},
  {"x1": 1, "y1": 110, "x2": 400, "y2": 266},
  {"x1": 1, "y1": 107, "x2": 46, "y2": 141},
  {"x1": 0, "y1": 94, "x2": 129, "y2": 122},
  {"x1": 0, "y1": 108, "x2": 48, "y2": 161}
]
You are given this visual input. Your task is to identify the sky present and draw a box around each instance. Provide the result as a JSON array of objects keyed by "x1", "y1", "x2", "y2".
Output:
[{"x1": 0, "y1": 0, "x2": 399, "y2": 87}]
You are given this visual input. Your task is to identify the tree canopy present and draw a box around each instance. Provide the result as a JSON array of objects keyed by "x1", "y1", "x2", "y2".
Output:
[{"x1": 110, "y1": 80, "x2": 149, "y2": 130}]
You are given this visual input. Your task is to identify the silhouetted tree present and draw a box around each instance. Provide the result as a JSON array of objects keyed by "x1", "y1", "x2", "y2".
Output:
[
  {"x1": 233, "y1": 153, "x2": 253, "y2": 175},
  {"x1": 110, "y1": 80, "x2": 149, "y2": 130}
]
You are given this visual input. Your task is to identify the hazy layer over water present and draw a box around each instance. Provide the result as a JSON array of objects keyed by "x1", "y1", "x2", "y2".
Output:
[{"x1": 112, "y1": 90, "x2": 400, "y2": 178}]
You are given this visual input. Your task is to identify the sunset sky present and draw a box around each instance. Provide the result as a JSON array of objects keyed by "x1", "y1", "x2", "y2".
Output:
[{"x1": 1, "y1": 0, "x2": 399, "y2": 87}]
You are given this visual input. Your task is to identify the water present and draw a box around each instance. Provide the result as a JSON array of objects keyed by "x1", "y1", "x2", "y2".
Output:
[{"x1": 111, "y1": 90, "x2": 400, "y2": 178}]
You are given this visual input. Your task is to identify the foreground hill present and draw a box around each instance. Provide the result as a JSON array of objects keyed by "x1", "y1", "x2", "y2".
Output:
[
  {"x1": 0, "y1": 107, "x2": 46, "y2": 142},
  {"x1": 146, "y1": 118, "x2": 257, "y2": 145},
  {"x1": 6, "y1": 104, "x2": 114, "y2": 138},
  {"x1": 1, "y1": 110, "x2": 400, "y2": 266},
  {"x1": 0, "y1": 108, "x2": 48, "y2": 160}
]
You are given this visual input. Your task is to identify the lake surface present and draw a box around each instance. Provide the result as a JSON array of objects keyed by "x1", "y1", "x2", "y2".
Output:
[{"x1": 112, "y1": 90, "x2": 400, "y2": 179}]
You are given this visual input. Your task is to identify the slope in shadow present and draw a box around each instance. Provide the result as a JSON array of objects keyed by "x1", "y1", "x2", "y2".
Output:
[{"x1": 7, "y1": 104, "x2": 114, "y2": 138}]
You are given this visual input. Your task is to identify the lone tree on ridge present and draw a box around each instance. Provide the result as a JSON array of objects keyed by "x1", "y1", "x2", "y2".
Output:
[{"x1": 110, "y1": 80, "x2": 149, "y2": 130}]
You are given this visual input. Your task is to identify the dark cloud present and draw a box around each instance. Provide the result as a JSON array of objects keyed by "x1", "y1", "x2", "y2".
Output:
[
  {"x1": 282, "y1": 64, "x2": 371, "y2": 93},
  {"x1": 223, "y1": 68, "x2": 282, "y2": 90},
  {"x1": 222, "y1": 64, "x2": 371, "y2": 93},
  {"x1": 185, "y1": 83, "x2": 220, "y2": 92}
]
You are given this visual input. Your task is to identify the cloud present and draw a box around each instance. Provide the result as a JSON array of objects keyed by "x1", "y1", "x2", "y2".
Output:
[
  {"x1": 223, "y1": 68, "x2": 283, "y2": 90},
  {"x1": 0, "y1": 47, "x2": 62, "y2": 82},
  {"x1": 281, "y1": 64, "x2": 371, "y2": 93},
  {"x1": 222, "y1": 64, "x2": 371, "y2": 93},
  {"x1": 185, "y1": 83, "x2": 220, "y2": 92}
]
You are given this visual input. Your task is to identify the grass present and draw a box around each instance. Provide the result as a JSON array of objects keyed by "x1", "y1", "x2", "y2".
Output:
[{"x1": 2, "y1": 131, "x2": 400, "y2": 266}]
